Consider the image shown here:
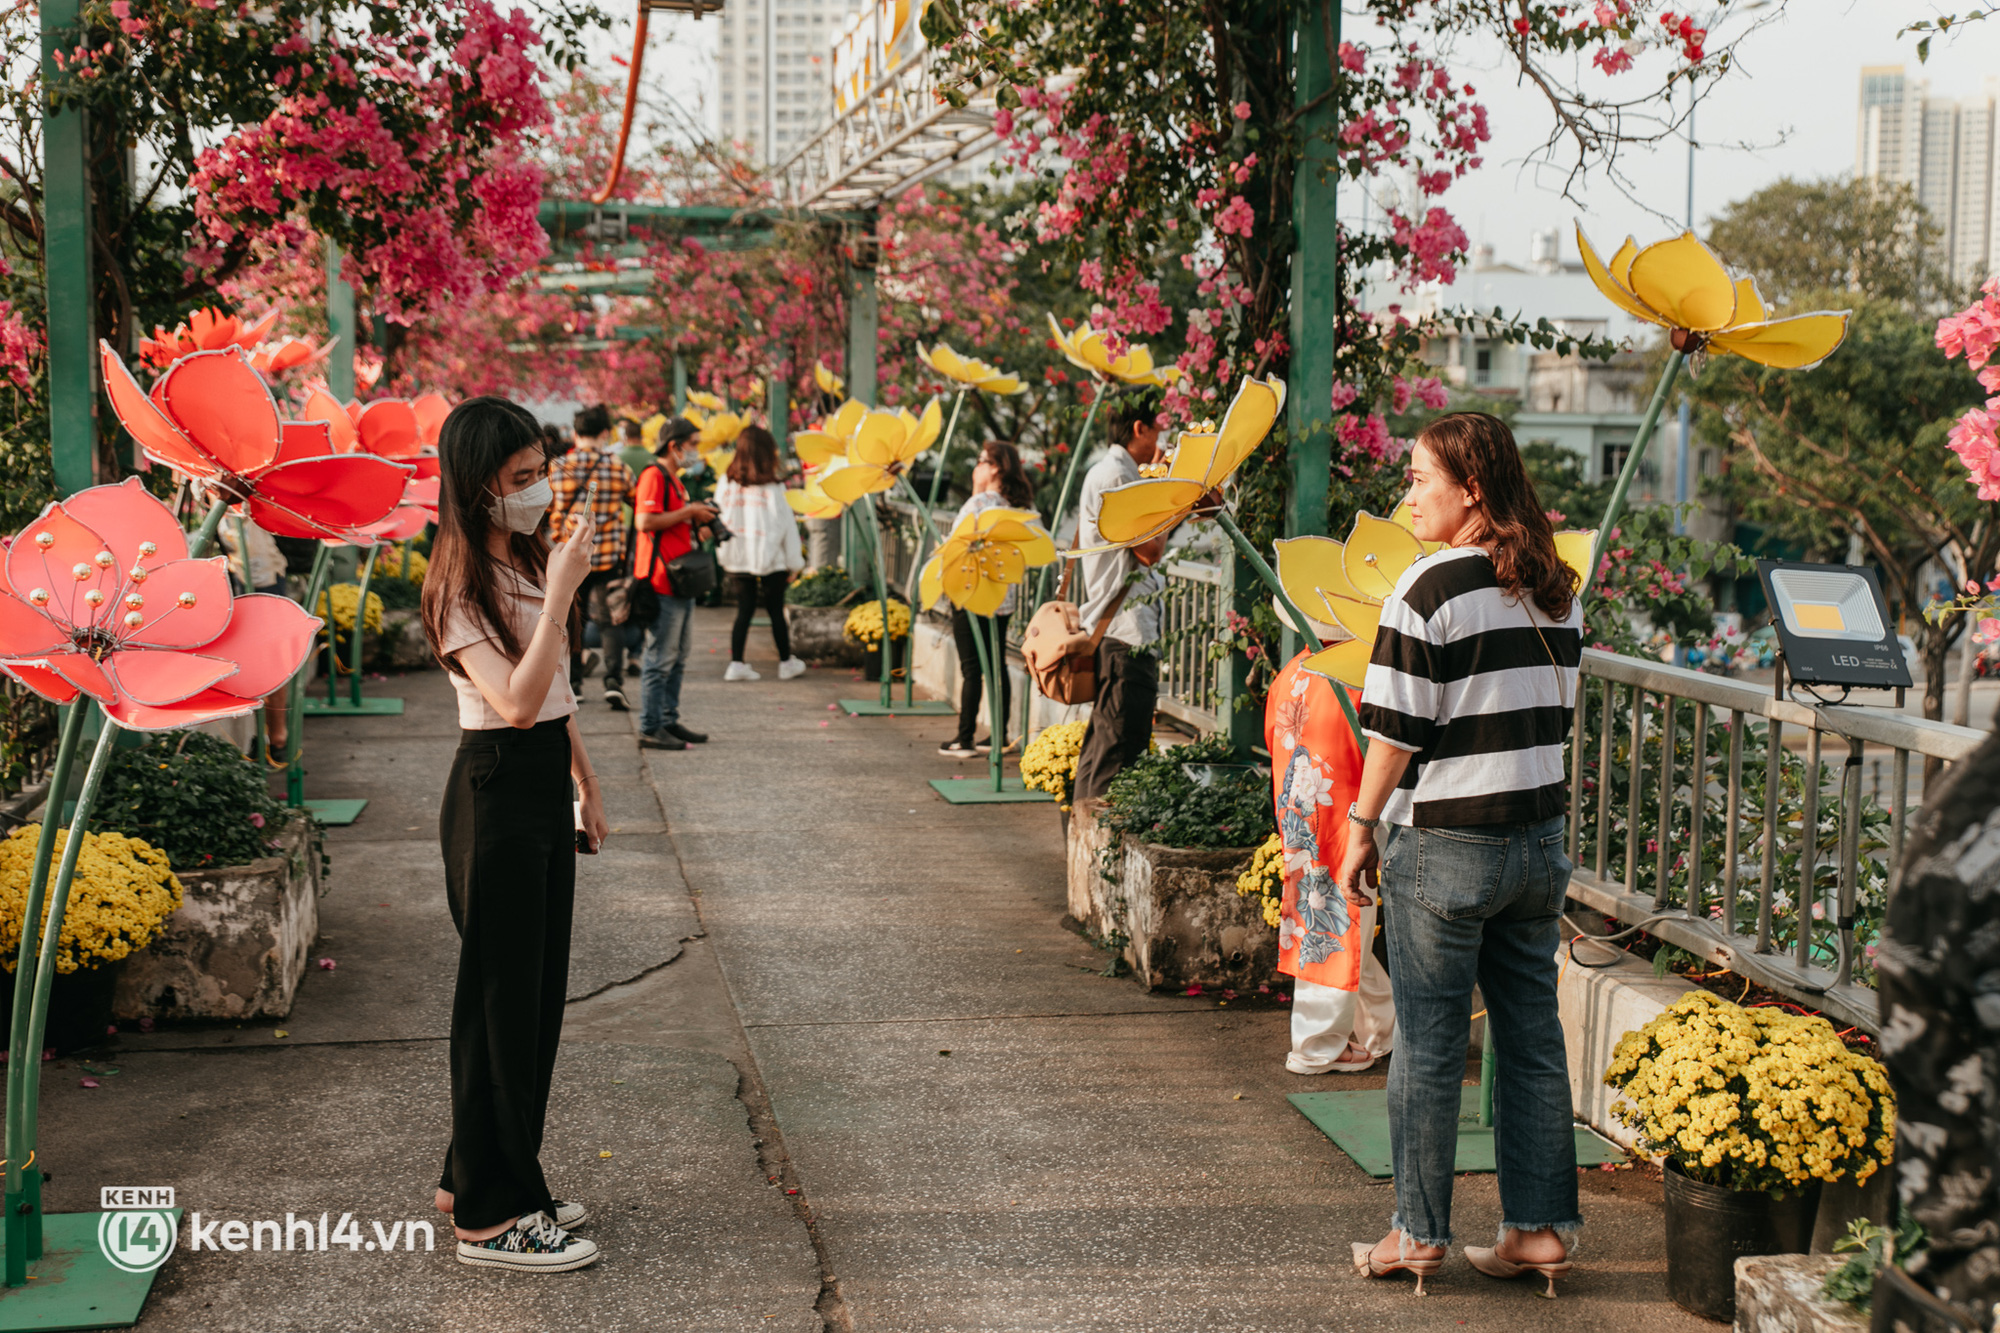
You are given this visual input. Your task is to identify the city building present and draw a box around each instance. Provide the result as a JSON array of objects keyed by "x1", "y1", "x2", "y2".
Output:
[
  {"x1": 1856, "y1": 65, "x2": 1999, "y2": 289},
  {"x1": 716, "y1": 0, "x2": 852, "y2": 163},
  {"x1": 1382, "y1": 229, "x2": 1687, "y2": 503}
]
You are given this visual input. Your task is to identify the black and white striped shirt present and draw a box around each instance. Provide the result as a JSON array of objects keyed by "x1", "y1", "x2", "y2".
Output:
[{"x1": 1357, "y1": 546, "x2": 1582, "y2": 828}]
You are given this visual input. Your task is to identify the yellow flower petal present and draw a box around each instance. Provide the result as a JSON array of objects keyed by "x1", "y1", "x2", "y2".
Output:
[
  {"x1": 820, "y1": 463, "x2": 893, "y2": 504},
  {"x1": 1273, "y1": 535, "x2": 1365, "y2": 622},
  {"x1": 1301, "y1": 638, "x2": 1374, "y2": 689},
  {"x1": 1319, "y1": 592, "x2": 1382, "y2": 644},
  {"x1": 1166, "y1": 432, "x2": 1219, "y2": 484},
  {"x1": 1732, "y1": 276, "x2": 1768, "y2": 326},
  {"x1": 1577, "y1": 224, "x2": 1665, "y2": 328},
  {"x1": 826, "y1": 399, "x2": 867, "y2": 440},
  {"x1": 786, "y1": 485, "x2": 844, "y2": 520},
  {"x1": 1206, "y1": 375, "x2": 1284, "y2": 485},
  {"x1": 1094, "y1": 478, "x2": 1205, "y2": 547},
  {"x1": 975, "y1": 374, "x2": 1026, "y2": 396},
  {"x1": 1626, "y1": 232, "x2": 1738, "y2": 332},
  {"x1": 850, "y1": 411, "x2": 909, "y2": 467},
  {"x1": 1343, "y1": 512, "x2": 1427, "y2": 600},
  {"x1": 1554, "y1": 529, "x2": 1596, "y2": 588},
  {"x1": 906, "y1": 397, "x2": 943, "y2": 456},
  {"x1": 686, "y1": 389, "x2": 726, "y2": 412},
  {"x1": 1707, "y1": 312, "x2": 1850, "y2": 370},
  {"x1": 792, "y1": 431, "x2": 846, "y2": 468},
  {"x1": 814, "y1": 361, "x2": 844, "y2": 396}
]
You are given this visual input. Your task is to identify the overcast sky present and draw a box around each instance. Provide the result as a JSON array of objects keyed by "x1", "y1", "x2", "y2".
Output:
[{"x1": 635, "y1": 1, "x2": 1998, "y2": 269}]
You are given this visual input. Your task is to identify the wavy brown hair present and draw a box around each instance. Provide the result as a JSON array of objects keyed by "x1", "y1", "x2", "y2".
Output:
[
  {"x1": 726, "y1": 425, "x2": 781, "y2": 485},
  {"x1": 978, "y1": 440, "x2": 1034, "y2": 509},
  {"x1": 1416, "y1": 411, "x2": 1576, "y2": 621}
]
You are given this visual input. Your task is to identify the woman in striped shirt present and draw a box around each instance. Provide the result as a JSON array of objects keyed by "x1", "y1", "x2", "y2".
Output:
[{"x1": 1339, "y1": 412, "x2": 1584, "y2": 1297}]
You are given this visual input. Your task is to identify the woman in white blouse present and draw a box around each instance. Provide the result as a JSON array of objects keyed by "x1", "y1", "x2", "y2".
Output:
[{"x1": 713, "y1": 425, "x2": 806, "y2": 681}]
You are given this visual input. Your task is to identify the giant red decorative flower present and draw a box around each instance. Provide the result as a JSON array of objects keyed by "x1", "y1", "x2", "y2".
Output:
[
  {"x1": 101, "y1": 344, "x2": 411, "y2": 541},
  {"x1": 137, "y1": 306, "x2": 281, "y2": 370},
  {"x1": 0, "y1": 479, "x2": 320, "y2": 731}
]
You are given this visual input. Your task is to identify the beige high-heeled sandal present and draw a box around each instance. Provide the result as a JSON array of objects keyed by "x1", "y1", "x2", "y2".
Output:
[
  {"x1": 1351, "y1": 1241, "x2": 1444, "y2": 1296},
  {"x1": 1463, "y1": 1244, "x2": 1572, "y2": 1298}
]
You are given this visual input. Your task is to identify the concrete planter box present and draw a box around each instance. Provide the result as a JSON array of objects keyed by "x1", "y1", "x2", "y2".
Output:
[
  {"x1": 374, "y1": 607, "x2": 432, "y2": 670},
  {"x1": 1065, "y1": 799, "x2": 1274, "y2": 990},
  {"x1": 1734, "y1": 1254, "x2": 1866, "y2": 1333},
  {"x1": 113, "y1": 812, "x2": 322, "y2": 1022},
  {"x1": 785, "y1": 604, "x2": 865, "y2": 666}
]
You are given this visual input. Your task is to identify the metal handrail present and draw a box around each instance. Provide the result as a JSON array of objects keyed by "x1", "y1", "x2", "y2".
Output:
[{"x1": 1566, "y1": 648, "x2": 1983, "y2": 1034}]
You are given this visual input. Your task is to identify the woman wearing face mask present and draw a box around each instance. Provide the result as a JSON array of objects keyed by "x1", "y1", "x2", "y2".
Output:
[{"x1": 419, "y1": 397, "x2": 609, "y2": 1273}]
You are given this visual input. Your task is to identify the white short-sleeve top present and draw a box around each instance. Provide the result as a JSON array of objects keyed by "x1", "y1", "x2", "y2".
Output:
[{"x1": 434, "y1": 567, "x2": 579, "y2": 731}]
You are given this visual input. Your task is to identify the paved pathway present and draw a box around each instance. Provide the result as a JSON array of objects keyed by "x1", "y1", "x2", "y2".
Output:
[{"x1": 41, "y1": 608, "x2": 1707, "y2": 1332}]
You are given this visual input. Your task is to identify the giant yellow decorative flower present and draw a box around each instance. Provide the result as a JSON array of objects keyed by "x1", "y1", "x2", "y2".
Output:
[
  {"x1": 918, "y1": 342, "x2": 1026, "y2": 395},
  {"x1": 814, "y1": 360, "x2": 845, "y2": 398},
  {"x1": 818, "y1": 399, "x2": 944, "y2": 505},
  {"x1": 1576, "y1": 224, "x2": 1849, "y2": 369},
  {"x1": 1085, "y1": 375, "x2": 1286, "y2": 549},
  {"x1": 685, "y1": 389, "x2": 728, "y2": 413},
  {"x1": 792, "y1": 398, "x2": 869, "y2": 468},
  {"x1": 1046, "y1": 313, "x2": 1182, "y2": 387},
  {"x1": 786, "y1": 461, "x2": 849, "y2": 519},
  {"x1": 1277, "y1": 507, "x2": 1596, "y2": 687},
  {"x1": 918, "y1": 506, "x2": 1057, "y2": 616}
]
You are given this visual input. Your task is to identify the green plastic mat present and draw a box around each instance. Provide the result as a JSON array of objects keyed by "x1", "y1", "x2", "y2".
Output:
[{"x1": 1290, "y1": 1086, "x2": 1625, "y2": 1178}]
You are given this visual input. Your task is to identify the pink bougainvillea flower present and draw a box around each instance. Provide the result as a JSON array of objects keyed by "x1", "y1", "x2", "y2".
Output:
[
  {"x1": 137, "y1": 306, "x2": 282, "y2": 371},
  {"x1": 101, "y1": 344, "x2": 411, "y2": 540},
  {"x1": 0, "y1": 478, "x2": 320, "y2": 731}
]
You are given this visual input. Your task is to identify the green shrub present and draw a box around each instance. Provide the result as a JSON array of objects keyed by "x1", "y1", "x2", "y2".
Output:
[
  {"x1": 1096, "y1": 733, "x2": 1272, "y2": 850},
  {"x1": 91, "y1": 732, "x2": 296, "y2": 872},
  {"x1": 786, "y1": 566, "x2": 855, "y2": 607}
]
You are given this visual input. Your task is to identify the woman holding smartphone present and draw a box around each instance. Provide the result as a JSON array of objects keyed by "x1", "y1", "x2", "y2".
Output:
[{"x1": 420, "y1": 397, "x2": 610, "y2": 1273}]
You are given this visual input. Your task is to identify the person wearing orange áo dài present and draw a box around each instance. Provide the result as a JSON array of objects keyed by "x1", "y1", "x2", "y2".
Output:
[{"x1": 1265, "y1": 650, "x2": 1396, "y2": 1075}]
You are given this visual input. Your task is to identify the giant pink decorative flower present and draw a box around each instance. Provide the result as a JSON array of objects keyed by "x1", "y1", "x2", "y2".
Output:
[
  {"x1": 0, "y1": 478, "x2": 320, "y2": 731},
  {"x1": 101, "y1": 344, "x2": 411, "y2": 541}
]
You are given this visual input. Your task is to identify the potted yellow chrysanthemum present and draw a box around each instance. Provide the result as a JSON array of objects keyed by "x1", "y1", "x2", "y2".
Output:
[{"x1": 1603, "y1": 990, "x2": 1896, "y2": 1322}]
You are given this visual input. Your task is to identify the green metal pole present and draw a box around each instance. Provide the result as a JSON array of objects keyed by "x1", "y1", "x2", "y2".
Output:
[
  {"x1": 1479, "y1": 1023, "x2": 1497, "y2": 1128},
  {"x1": 904, "y1": 389, "x2": 965, "y2": 610},
  {"x1": 349, "y1": 546, "x2": 376, "y2": 705},
  {"x1": 766, "y1": 374, "x2": 789, "y2": 459},
  {"x1": 326, "y1": 240, "x2": 357, "y2": 402},
  {"x1": 42, "y1": 0, "x2": 95, "y2": 499},
  {"x1": 987, "y1": 611, "x2": 1006, "y2": 791},
  {"x1": 1034, "y1": 389, "x2": 1105, "y2": 609},
  {"x1": 964, "y1": 609, "x2": 999, "y2": 791},
  {"x1": 1, "y1": 702, "x2": 86, "y2": 1285},
  {"x1": 187, "y1": 497, "x2": 229, "y2": 560},
  {"x1": 923, "y1": 390, "x2": 966, "y2": 516},
  {"x1": 859, "y1": 495, "x2": 894, "y2": 708},
  {"x1": 1587, "y1": 350, "x2": 1686, "y2": 584},
  {"x1": 287, "y1": 544, "x2": 333, "y2": 805},
  {"x1": 15, "y1": 711, "x2": 120, "y2": 1270},
  {"x1": 1213, "y1": 509, "x2": 1367, "y2": 753},
  {"x1": 672, "y1": 353, "x2": 688, "y2": 415},
  {"x1": 400, "y1": 539, "x2": 416, "y2": 585}
]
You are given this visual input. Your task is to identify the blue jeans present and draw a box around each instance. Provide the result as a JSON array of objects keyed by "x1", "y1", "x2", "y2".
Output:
[
  {"x1": 1380, "y1": 816, "x2": 1581, "y2": 1248},
  {"x1": 639, "y1": 596, "x2": 694, "y2": 734}
]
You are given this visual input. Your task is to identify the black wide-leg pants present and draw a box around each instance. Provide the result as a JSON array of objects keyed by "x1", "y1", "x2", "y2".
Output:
[{"x1": 437, "y1": 717, "x2": 575, "y2": 1230}]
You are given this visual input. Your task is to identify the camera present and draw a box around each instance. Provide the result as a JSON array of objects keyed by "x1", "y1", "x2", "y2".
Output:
[{"x1": 704, "y1": 516, "x2": 736, "y2": 546}]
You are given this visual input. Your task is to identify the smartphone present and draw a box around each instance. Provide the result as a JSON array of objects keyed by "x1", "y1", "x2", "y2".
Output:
[
  {"x1": 573, "y1": 798, "x2": 597, "y2": 854},
  {"x1": 574, "y1": 482, "x2": 598, "y2": 539}
]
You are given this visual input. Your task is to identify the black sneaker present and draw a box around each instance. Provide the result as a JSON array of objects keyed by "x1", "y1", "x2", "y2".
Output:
[
  {"x1": 455, "y1": 1211, "x2": 599, "y2": 1272},
  {"x1": 603, "y1": 686, "x2": 628, "y2": 712},
  {"x1": 938, "y1": 741, "x2": 980, "y2": 760},
  {"x1": 665, "y1": 722, "x2": 707, "y2": 744},
  {"x1": 639, "y1": 730, "x2": 688, "y2": 751}
]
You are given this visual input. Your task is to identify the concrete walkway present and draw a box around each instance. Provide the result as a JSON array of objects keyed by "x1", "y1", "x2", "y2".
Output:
[{"x1": 43, "y1": 607, "x2": 1707, "y2": 1332}]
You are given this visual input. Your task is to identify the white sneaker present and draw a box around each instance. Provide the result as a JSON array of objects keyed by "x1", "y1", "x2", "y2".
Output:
[
  {"x1": 455, "y1": 1211, "x2": 599, "y2": 1272},
  {"x1": 724, "y1": 661, "x2": 761, "y2": 682},
  {"x1": 777, "y1": 657, "x2": 808, "y2": 680}
]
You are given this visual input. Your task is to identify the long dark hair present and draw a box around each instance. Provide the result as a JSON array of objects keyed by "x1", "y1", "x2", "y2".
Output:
[
  {"x1": 980, "y1": 440, "x2": 1034, "y2": 509},
  {"x1": 421, "y1": 396, "x2": 554, "y2": 675},
  {"x1": 1416, "y1": 412, "x2": 1576, "y2": 621},
  {"x1": 726, "y1": 425, "x2": 781, "y2": 485}
]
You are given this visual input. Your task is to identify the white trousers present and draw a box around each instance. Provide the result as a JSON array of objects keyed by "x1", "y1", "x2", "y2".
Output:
[{"x1": 1286, "y1": 901, "x2": 1397, "y2": 1073}]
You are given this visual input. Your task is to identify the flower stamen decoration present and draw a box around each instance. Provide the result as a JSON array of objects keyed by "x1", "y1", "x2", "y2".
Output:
[
  {"x1": 0, "y1": 478, "x2": 320, "y2": 730},
  {"x1": 919, "y1": 506, "x2": 1058, "y2": 616},
  {"x1": 918, "y1": 343, "x2": 1026, "y2": 396},
  {"x1": 103, "y1": 345, "x2": 412, "y2": 541},
  {"x1": 1046, "y1": 314, "x2": 1182, "y2": 387},
  {"x1": 1576, "y1": 224, "x2": 1848, "y2": 368},
  {"x1": 1081, "y1": 375, "x2": 1285, "y2": 551},
  {"x1": 1276, "y1": 507, "x2": 1596, "y2": 686}
]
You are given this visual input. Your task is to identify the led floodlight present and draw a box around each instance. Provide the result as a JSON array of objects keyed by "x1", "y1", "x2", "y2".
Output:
[{"x1": 1756, "y1": 559, "x2": 1911, "y2": 690}]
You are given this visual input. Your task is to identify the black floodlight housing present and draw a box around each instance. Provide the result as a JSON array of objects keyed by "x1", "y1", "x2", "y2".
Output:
[{"x1": 1756, "y1": 559, "x2": 1911, "y2": 690}]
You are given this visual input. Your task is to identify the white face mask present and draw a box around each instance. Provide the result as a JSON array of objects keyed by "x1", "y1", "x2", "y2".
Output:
[{"x1": 488, "y1": 477, "x2": 553, "y2": 533}]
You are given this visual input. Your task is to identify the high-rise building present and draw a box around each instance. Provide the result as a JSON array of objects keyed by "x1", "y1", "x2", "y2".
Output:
[
  {"x1": 1855, "y1": 65, "x2": 1999, "y2": 289},
  {"x1": 717, "y1": 0, "x2": 853, "y2": 164}
]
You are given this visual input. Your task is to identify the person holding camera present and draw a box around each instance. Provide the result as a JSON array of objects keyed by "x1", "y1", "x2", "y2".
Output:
[{"x1": 632, "y1": 419, "x2": 716, "y2": 751}]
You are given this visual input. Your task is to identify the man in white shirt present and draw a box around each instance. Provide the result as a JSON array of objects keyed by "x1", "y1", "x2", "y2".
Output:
[{"x1": 1072, "y1": 399, "x2": 1170, "y2": 803}]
